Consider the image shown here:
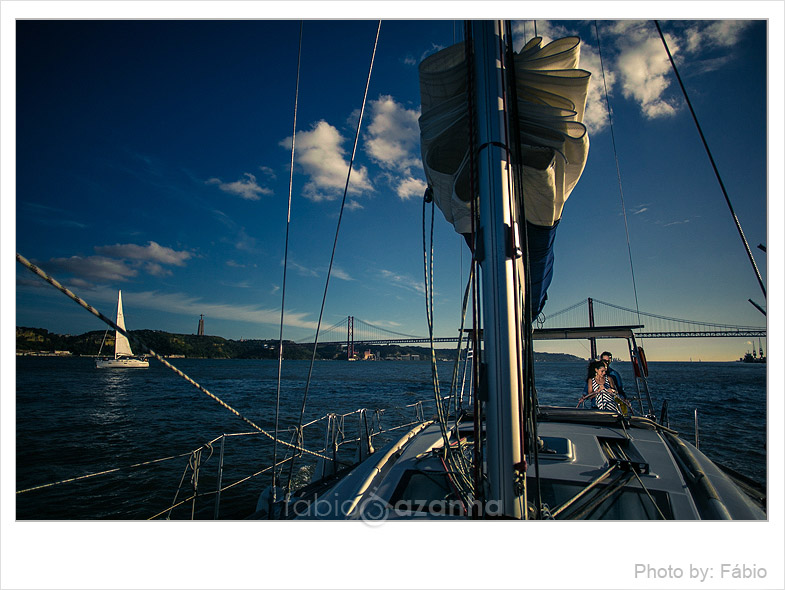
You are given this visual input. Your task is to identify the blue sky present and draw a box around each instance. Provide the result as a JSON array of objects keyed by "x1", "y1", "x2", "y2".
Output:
[{"x1": 7, "y1": 11, "x2": 778, "y2": 361}]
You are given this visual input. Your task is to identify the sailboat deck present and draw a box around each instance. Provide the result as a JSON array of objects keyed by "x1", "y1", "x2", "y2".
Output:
[{"x1": 290, "y1": 406, "x2": 764, "y2": 520}]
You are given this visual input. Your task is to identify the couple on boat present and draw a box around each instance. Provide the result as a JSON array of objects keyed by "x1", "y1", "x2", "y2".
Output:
[{"x1": 578, "y1": 352, "x2": 632, "y2": 415}]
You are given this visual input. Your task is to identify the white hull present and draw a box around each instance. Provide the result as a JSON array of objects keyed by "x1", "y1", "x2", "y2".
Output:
[{"x1": 95, "y1": 356, "x2": 149, "y2": 368}]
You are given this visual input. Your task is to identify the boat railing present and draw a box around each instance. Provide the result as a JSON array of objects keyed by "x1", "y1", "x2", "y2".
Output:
[{"x1": 154, "y1": 396, "x2": 451, "y2": 519}]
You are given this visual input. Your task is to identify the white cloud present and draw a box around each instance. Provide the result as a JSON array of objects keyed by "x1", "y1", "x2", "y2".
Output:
[
  {"x1": 379, "y1": 269, "x2": 424, "y2": 295},
  {"x1": 683, "y1": 20, "x2": 751, "y2": 53},
  {"x1": 403, "y1": 42, "x2": 446, "y2": 67},
  {"x1": 45, "y1": 255, "x2": 138, "y2": 283},
  {"x1": 120, "y1": 288, "x2": 320, "y2": 331},
  {"x1": 258, "y1": 165, "x2": 277, "y2": 181},
  {"x1": 599, "y1": 21, "x2": 751, "y2": 122},
  {"x1": 331, "y1": 266, "x2": 354, "y2": 282},
  {"x1": 95, "y1": 241, "x2": 192, "y2": 266},
  {"x1": 517, "y1": 20, "x2": 752, "y2": 130},
  {"x1": 395, "y1": 176, "x2": 427, "y2": 201},
  {"x1": 289, "y1": 260, "x2": 319, "y2": 278},
  {"x1": 232, "y1": 227, "x2": 258, "y2": 253},
  {"x1": 362, "y1": 96, "x2": 428, "y2": 201},
  {"x1": 664, "y1": 219, "x2": 691, "y2": 227},
  {"x1": 365, "y1": 95, "x2": 421, "y2": 172},
  {"x1": 207, "y1": 172, "x2": 272, "y2": 200},
  {"x1": 616, "y1": 31, "x2": 679, "y2": 119},
  {"x1": 282, "y1": 120, "x2": 373, "y2": 202},
  {"x1": 39, "y1": 241, "x2": 193, "y2": 286}
]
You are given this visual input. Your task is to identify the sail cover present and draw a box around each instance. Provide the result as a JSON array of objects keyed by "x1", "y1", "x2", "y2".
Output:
[
  {"x1": 418, "y1": 36, "x2": 590, "y2": 232},
  {"x1": 418, "y1": 36, "x2": 591, "y2": 314}
]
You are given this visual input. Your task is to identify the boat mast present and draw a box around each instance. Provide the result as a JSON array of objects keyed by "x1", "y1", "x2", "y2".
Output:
[{"x1": 471, "y1": 20, "x2": 526, "y2": 519}]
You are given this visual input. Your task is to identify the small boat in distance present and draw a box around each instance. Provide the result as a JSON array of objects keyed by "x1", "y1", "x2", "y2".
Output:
[{"x1": 95, "y1": 290, "x2": 149, "y2": 368}]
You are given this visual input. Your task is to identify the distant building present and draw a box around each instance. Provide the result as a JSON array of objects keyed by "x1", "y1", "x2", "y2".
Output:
[{"x1": 197, "y1": 314, "x2": 204, "y2": 336}]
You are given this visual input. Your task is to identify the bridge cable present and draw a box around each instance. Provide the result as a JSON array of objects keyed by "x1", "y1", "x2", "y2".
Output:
[
  {"x1": 272, "y1": 21, "x2": 304, "y2": 507},
  {"x1": 594, "y1": 21, "x2": 644, "y2": 333},
  {"x1": 285, "y1": 21, "x2": 382, "y2": 496},
  {"x1": 654, "y1": 21, "x2": 766, "y2": 306}
]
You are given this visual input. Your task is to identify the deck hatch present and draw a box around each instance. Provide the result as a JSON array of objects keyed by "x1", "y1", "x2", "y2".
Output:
[{"x1": 537, "y1": 436, "x2": 575, "y2": 461}]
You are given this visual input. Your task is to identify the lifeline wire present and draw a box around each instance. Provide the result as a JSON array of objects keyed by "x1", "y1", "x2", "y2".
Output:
[
  {"x1": 273, "y1": 20, "x2": 304, "y2": 505},
  {"x1": 15, "y1": 253, "x2": 330, "y2": 462},
  {"x1": 16, "y1": 450, "x2": 195, "y2": 494},
  {"x1": 285, "y1": 21, "x2": 382, "y2": 493}
]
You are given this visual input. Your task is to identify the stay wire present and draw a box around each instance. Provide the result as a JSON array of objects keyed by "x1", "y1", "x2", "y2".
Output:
[
  {"x1": 285, "y1": 21, "x2": 382, "y2": 494},
  {"x1": 654, "y1": 20, "x2": 766, "y2": 303},
  {"x1": 272, "y1": 20, "x2": 303, "y2": 506},
  {"x1": 594, "y1": 21, "x2": 643, "y2": 330}
]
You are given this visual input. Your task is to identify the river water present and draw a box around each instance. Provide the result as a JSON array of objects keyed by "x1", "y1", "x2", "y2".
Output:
[{"x1": 15, "y1": 356, "x2": 767, "y2": 519}]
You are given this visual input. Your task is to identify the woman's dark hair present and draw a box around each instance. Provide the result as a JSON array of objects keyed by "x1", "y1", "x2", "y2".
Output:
[{"x1": 586, "y1": 360, "x2": 605, "y2": 381}]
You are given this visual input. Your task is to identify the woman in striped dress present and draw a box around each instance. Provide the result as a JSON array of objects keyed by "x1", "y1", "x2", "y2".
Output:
[{"x1": 578, "y1": 360, "x2": 618, "y2": 411}]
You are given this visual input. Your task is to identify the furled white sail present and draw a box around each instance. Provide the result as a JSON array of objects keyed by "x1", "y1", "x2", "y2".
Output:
[
  {"x1": 418, "y1": 36, "x2": 591, "y2": 233},
  {"x1": 114, "y1": 290, "x2": 134, "y2": 357}
]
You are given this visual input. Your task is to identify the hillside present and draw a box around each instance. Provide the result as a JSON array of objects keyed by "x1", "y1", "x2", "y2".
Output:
[{"x1": 16, "y1": 327, "x2": 585, "y2": 362}]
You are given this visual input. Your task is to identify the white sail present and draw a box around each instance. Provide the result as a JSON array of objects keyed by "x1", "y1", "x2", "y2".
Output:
[{"x1": 114, "y1": 290, "x2": 134, "y2": 358}]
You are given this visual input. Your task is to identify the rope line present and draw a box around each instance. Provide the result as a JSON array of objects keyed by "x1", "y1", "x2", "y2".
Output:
[{"x1": 15, "y1": 253, "x2": 331, "y2": 462}]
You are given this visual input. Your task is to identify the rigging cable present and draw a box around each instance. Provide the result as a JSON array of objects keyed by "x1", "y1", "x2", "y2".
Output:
[
  {"x1": 594, "y1": 20, "x2": 644, "y2": 331},
  {"x1": 96, "y1": 327, "x2": 110, "y2": 357},
  {"x1": 654, "y1": 20, "x2": 766, "y2": 306},
  {"x1": 285, "y1": 21, "x2": 382, "y2": 495},
  {"x1": 272, "y1": 20, "x2": 304, "y2": 508}
]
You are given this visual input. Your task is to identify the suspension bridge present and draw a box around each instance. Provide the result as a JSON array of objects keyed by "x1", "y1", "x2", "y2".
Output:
[{"x1": 298, "y1": 298, "x2": 766, "y2": 349}]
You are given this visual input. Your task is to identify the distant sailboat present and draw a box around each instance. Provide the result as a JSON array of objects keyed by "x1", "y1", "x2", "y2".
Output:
[{"x1": 95, "y1": 291, "x2": 149, "y2": 368}]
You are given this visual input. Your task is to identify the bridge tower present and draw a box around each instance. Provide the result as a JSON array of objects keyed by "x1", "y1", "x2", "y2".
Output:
[
  {"x1": 347, "y1": 316, "x2": 354, "y2": 360},
  {"x1": 587, "y1": 298, "x2": 597, "y2": 359}
]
